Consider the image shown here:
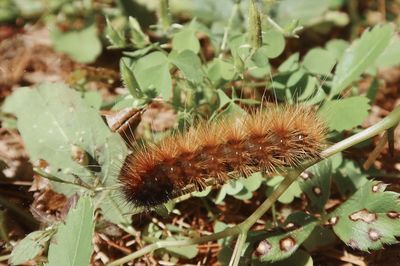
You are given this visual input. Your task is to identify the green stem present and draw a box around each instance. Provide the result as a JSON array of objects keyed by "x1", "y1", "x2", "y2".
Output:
[
  {"x1": 229, "y1": 232, "x2": 248, "y2": 266},
  {"x1": 33, "y1": 167, "x2": 93, "y2": 190},
  {"x1": 219, "y1": 0, "x2": 241, "y2": 58},
  {"x1": 321, "y1": 105, "x2": 400, "y2": 158},
  {"x1": 107, "y1": 105, "x2": 400, "y2": 266}
]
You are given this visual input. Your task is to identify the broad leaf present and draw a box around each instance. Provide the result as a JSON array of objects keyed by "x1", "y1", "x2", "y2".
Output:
[
  {"x1": 254, "y1": 212, "x2": 317, "y2": 262},
  {"x1": 302, "y1": 48, "x2": 336, "y2": 75},
  {"x1": 50, "y1": 23, "x2": 102, "y2": 63},
  {"x1": 172, "y1": 28, "x2": 200, "y2": 53},
  {"x1": 330, "y1": 25, "x2": 393, "y2": 96},
  {"x1": 276, "y1": 0, "x2": 330, "y2": 26},
  {"x1": 266, "y1": 176, "x2": 302, "y2": 204},
  {"x1": 318, "y1": 96, "x2": 370, "y2": 131},
  {"x1": 10, "y1": 230, "x2": 54, "y2": 265},
  {"x1": 3, "y1": 84, "x2": 127, "y2": 195},
  {"x1": 299, "y1": 159, "x2": 332, "y2": 213},
  {"x1": 207, "y1": 58, "x2": 236, "y2": 82},
  {"x1": 169, "y1": 50, "x2": 204, "y2": 83},
  {"x1": 47, "y1": 195, "x2": 95, "y2": 266},
  {"x1": 330, "y1": 181, "x2": 400, "y2": 251},
  {"x1": 333, "y1": 159, "x2": 369, "y2": 197},
  {"x1": 263, "y1": 30, "x2": 285, "y2": 59},
  {"x1": 133, "y1": 51, "x2": 172, "y2": 99}
]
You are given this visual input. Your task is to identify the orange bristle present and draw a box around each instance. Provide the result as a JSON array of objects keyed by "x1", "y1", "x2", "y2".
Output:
[{"x1": 118, "y1": 105, "x2": 327, "y2": 208}]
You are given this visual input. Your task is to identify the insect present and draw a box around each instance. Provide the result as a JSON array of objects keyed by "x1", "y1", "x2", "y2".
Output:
[{"x1": 118, "y1": 104, "x2": 327, "y2": 208}]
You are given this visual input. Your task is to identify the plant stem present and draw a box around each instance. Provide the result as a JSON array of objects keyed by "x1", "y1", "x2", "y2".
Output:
[
  {"x1": 107, "y1": 105, "x2": 400, "y2": 266},
  {"x1": 219, "y1": 0, "x2": 241, "y2": 58},
  {"x1": 229, "y1": 232, "x2": 247, "y2": 266},
  {"x1": 321, "y1": 105, "x2": 400, "y2": 158}
]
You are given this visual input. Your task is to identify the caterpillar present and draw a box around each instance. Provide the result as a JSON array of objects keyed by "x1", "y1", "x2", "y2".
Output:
[{"x1": 118, "y1": 105, "x2": 327, "y2": 208}]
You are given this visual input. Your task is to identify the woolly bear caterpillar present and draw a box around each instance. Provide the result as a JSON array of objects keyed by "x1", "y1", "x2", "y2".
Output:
[{"x1": 118, "y1": 104, "x2": 327, "y2": 208}]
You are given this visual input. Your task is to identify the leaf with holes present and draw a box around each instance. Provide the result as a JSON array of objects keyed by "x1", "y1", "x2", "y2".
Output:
[
  {"x1": 252, "y1": 212, "x2": 317, "y2": 262},
  {"x1": 299, "y1": 159, "x2": 332, "y2": 213},
  {"x1": 47, "y1": 195, "x2": 94, "y2": 266},
  {"x1": 253, "y1": 249, "x2": 313, "y2": 266},
  {"x1": 329, "y1": 180, "x2": 400, "y2": 251}
]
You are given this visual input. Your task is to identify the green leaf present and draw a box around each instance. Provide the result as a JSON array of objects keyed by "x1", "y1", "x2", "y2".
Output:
[
  {"x1": 253, "y1": 249, "x2": 313, "y2": 266},
  {"x1": 255, "y1": 212, "x2": 317, "y2": 262},
  {"x1": 10, "y1": 230, "x2": 54, "y2": 265},
  {"x1": 374, "y1": 35, "x2": 400, "y2": 69},
  {"x1": 299, "y1": 160, "x2": 332, "y2": 213},
  {"x1": 318, "y1": 96, "x2": 370, "y2": 131},
  {"x1": 82, "y1": 91, "x2": 102, "y2": 110},
  {"x1": 207, "y1": 58, "x2": 236, "y2": 82},
  {"x1": 366, "y1": 78, "x2": 379, "y2": 102},
  {"x1": 50, "y1": 23, "x2": 102, "y2": 63},
  {"x1": 2, "y1": 84, "x2": 127, "y2": 197},
  {"x1": 240, "y1": 172, "x2": 264, "y2": 192},
  {"x1": 105, "y1": 17, "x2": 126, "y2": 49},
  {"x1": 296, "y1": 75, "x2": 326, "y2": 105},
  {"x1": 133, "y1": 51, "x2": 172, "y2": 99},
  {"x1": 263, "y1": 30, "x2": 285, "y2": 59},
  {"x1": 128, "y1": 16, "x2": 149, "y2": 48},
  {"x1": 239, "y1": 173, "x2": 264, "y2": 200},
  {"x1": 302, "y1": 226, "x2": 338, "y2": 252},
  {"x1": 192, "y1": 187, "x2": 212, "y2": 197},
  {"x1": 47, "y1": 195, "x2": 95, "y2": 266},
  {"x1": 330, "y1": 181, "x2": 400, "y2": 251},
  {"x1": 172, "y1": 28, "x2": 200, "y2": 53},
  {"x1": 286, "y1": 69, "x2": 305, "y2": 88},
  {"x1": 333, "y1": 159, "x2": 369, "y2": 196},
  {"x1": 266, "y1": 176, "x2": 302, "y2": 204},
  {"x1": 325, "y1": 39, "x2": 349, "y2": 60},
  {"x1": 97, "y1": 190, "x2": 133, "y2": 225},
  {"x1": 169, "y1": 50, "x2": 204, "y2": 83},
  {"x1": 276, "y1": 0, "x2": 330, "y2": 26},
  {"x1": 330, "y1": 25, "x2": 393, "y2": 96},
  {"x1": 14, "y1": 0, "x2": 44, "y2": 17},
  {"x1": 0, "y1": 1, "x2": 18, "y2": 22},
  {"x1": 278, "y1": 53, "x2": 299, "y2": 72},
  {"x1": 120, "y1": 57, "x2": 143, "y2": 98},
  {"x1": 251, "y1": 46, "x2": 270, "y2": 68},
  {"x1": 302, "y1": 48, "x2": 336, "y2": 75}
]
